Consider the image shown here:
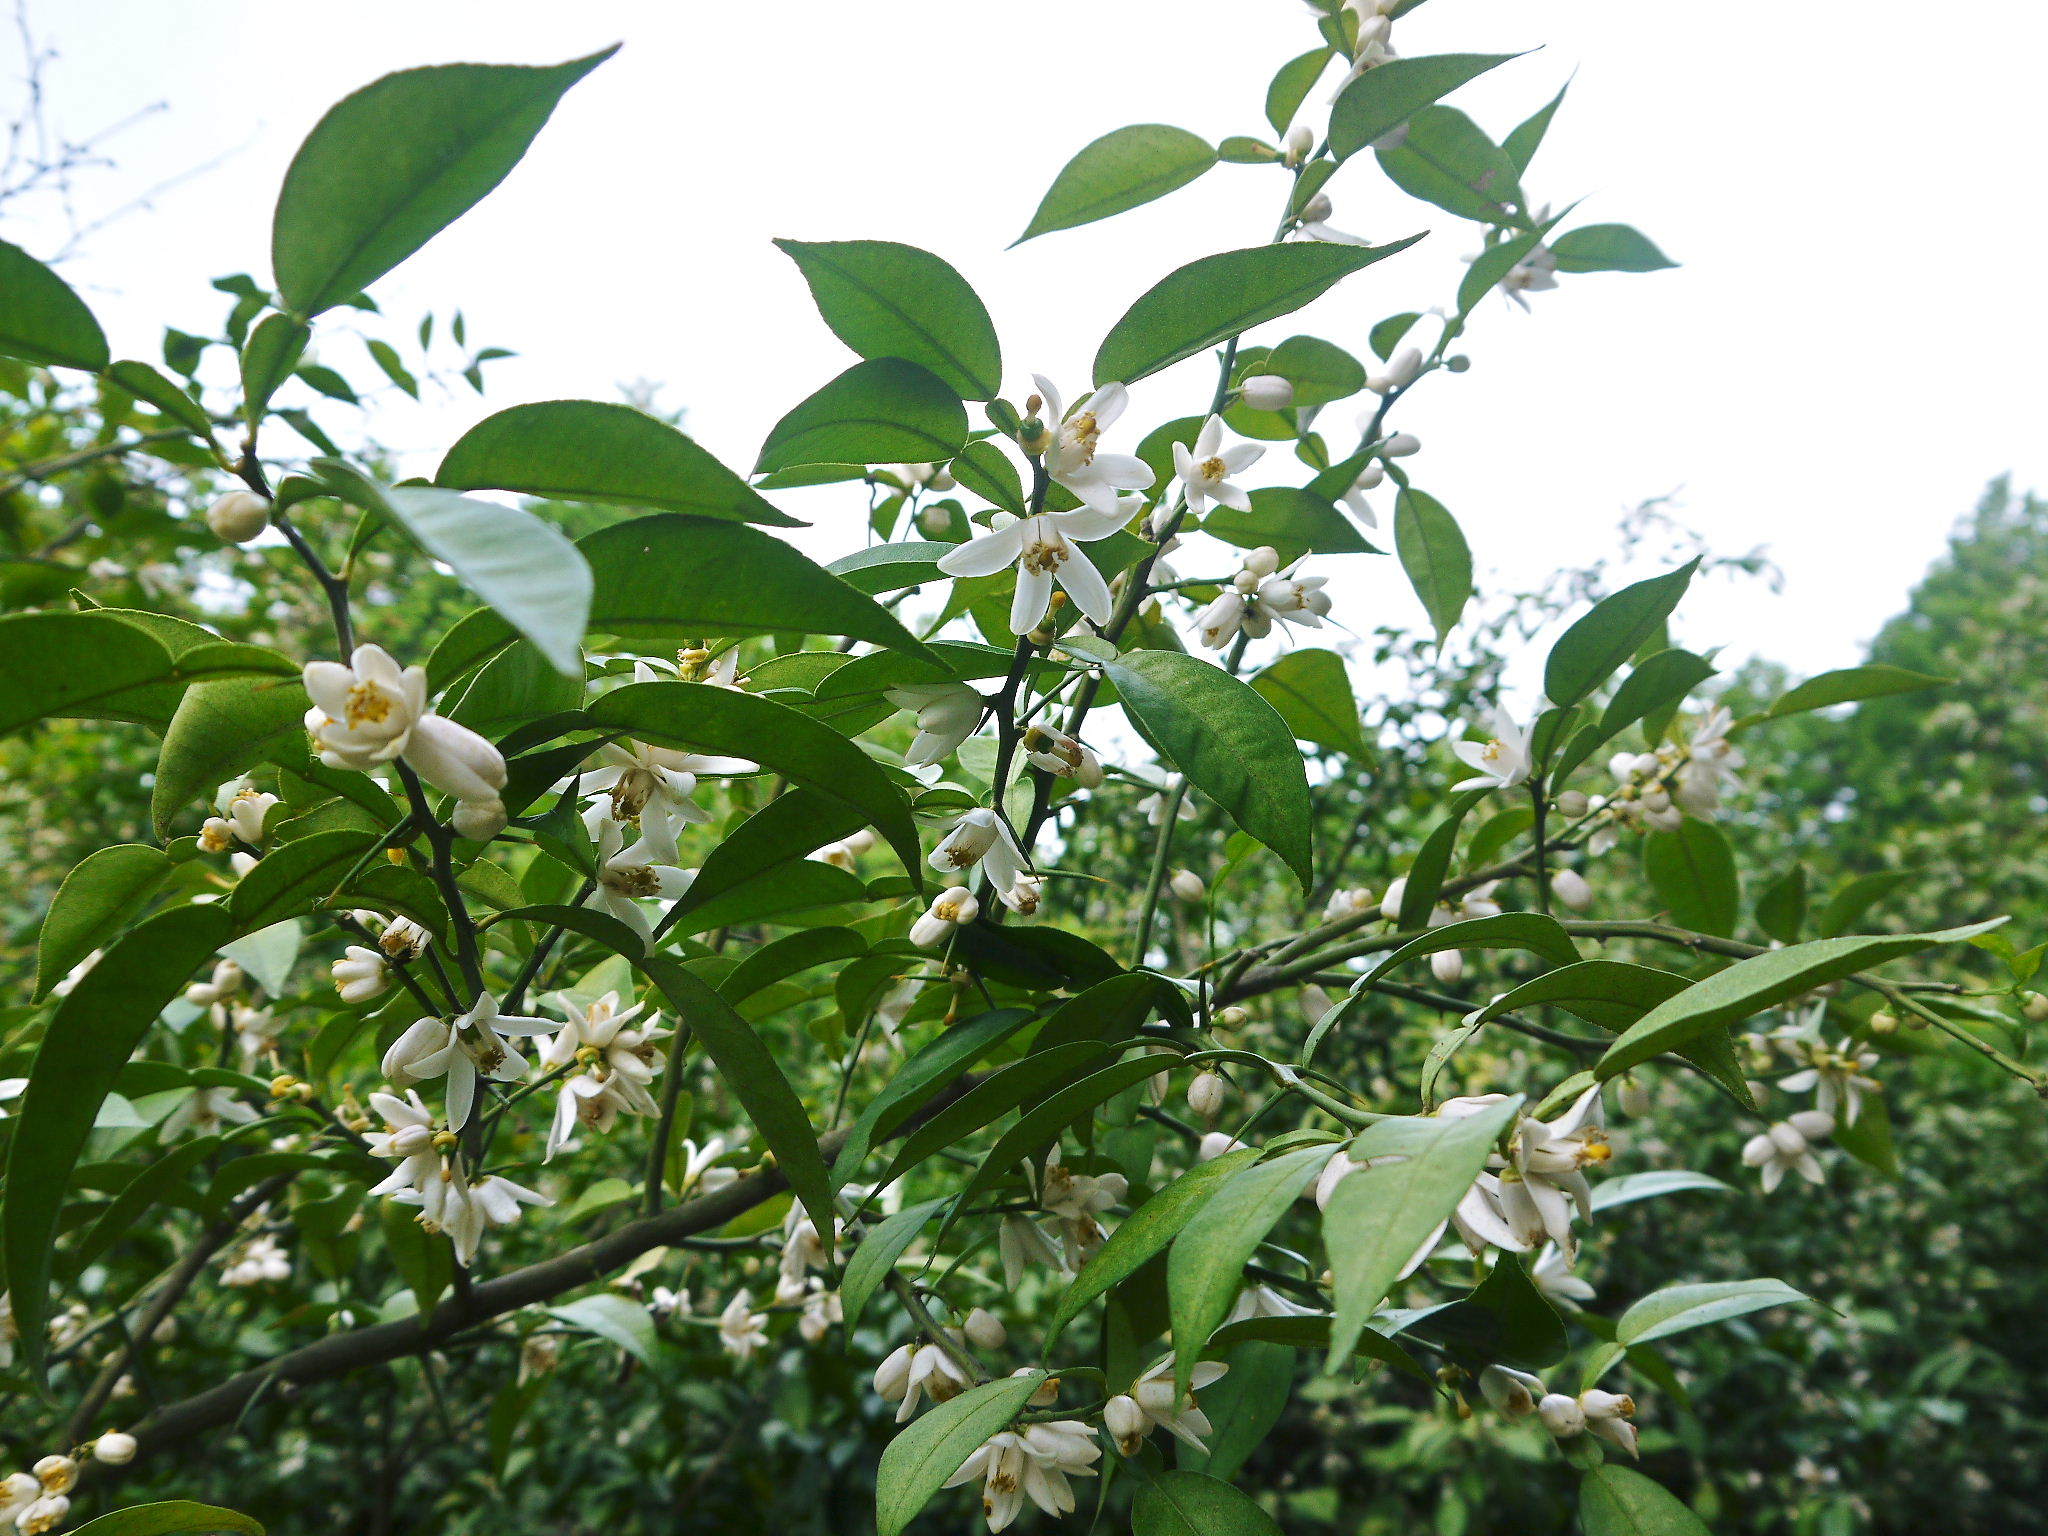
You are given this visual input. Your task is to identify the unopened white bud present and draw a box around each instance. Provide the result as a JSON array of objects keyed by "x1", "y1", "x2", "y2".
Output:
[
  {"x1": 1479, "y1": 1365, "x2": 1542, "y2": 1418},
  {"x1": 1555, "y1": 789, "x2": 1589, "y2": 817},
  {"x1": 1430, "y1": 948, "x2": 1464, "y2": 985},
  {"x1": 1616, "y1": 1075, "x2": 1651, "y2": 1118},
  {"x1": 873, "y1": 1343, "x2": 914, "y2": 1401},
  {"x1": 917, "y1": 503, "x2": 951, "y2": 538},
  {"x1": 1551, "y1": 868, "x2": 1593, "y2": 911},
  {"x1": 964, "y1": 1307, "x2": 1008, "y2": 1350},
  {"x1": 1169, "y1": 869, "x2": 1207, "y2": 903},
  {"x1": 452, "y1": 797, "x2": 507, "y2": 841},
  {"x1": 1105, "y1": 1393, "x2": 1148, "y2": 1455},
  {"x1": 1537, "y1": 1392, "x2": 1586, "y2": 1438},
  {"x1": 206, "y1": 490, "x2": 270, "y2": 544},
  {"x1": 1186, "y1": 1071, "x2": 1226, "y2": 1118},
  {"x1": 1384, "y1": 432, "x2": 1422, "y2": 458},
  {"x1": 1240, "y1": 374, "x2": 1295, "y2": 412},
  {"x1": 1242, "y1": 545, "x2": 1283, "y2": 579},
  {"x1": 1300, "y1": 192, "x2": 1333, "y2": 223},
  {"x1": 1215, "y1": 1006, "x2": 1249, "y2": 1029},
  {"x1": 1367, "y1": 346, "x2": 1424, "y2": 394},
  {"x1": 31, "y1": 1456, "x2": 76, "y2": 1494}
]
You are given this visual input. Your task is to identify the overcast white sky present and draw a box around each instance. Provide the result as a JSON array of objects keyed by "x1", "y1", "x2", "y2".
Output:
[{"x1": 11, "y1": 1, "x2": 2047, "y2": 676}]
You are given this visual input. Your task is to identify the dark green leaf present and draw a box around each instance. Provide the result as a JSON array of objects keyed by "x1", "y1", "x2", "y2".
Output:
[
  {"x1": 0, "y1": 237, "x2": 109, "y2": 369},
  {"x1": 150, "y1": 676, "x2": 309, "y2": 839},
  {"x1": 841, "y1": 1197, "x2": 948, "y2": 1331},
  {"x1": 1133, "y1": 1470, "x2": 1282, "y2": 1536},
  {"x1": 1579, "y1": 1466, "x2": 1711, "y2": 1536},
  {"x1": 1643, "y1": 820, "x2": 1739, "y2": 938},
  {"x1": 239, "y1": 312, "x2": 310, "y2": 423},
  {"x1": 1543, "y1": 561, "x2": 1699, "y2": 709},
  {"x1": 36, "y1": 845, "x2": 175, "y2": 998},
  {"x1": 1818, "y1": 869, "x2": 1917, "y2": 938},
  {"x1": 875, "y1": 1372, "x2": 1045, "y2": 1536},
  {"x1": 1753, "y1": 864, "x2": 1808, "y2": 945},
  {"x1": 1329, "y1": 53, "x2": 1520, "y2": 161},
  {"x1": 1016, "y1": 125, "x2": 1216, "y2": 244},
  {"x1": 1250, "y1": 647, "x2": 1367, "y2": 758},
  {"x1": 755, "y1": 358, "x2": 968, "y2": 474},
  {"x1": 776, "y1": 239, "x2": 1001, "y2": 400},
  {"x1": 65, "y1": 1501, "x2": 265, "y2": 1536},
  {"x1": 1503, "y1": 81, "x2": 1569, "y2": 174}
]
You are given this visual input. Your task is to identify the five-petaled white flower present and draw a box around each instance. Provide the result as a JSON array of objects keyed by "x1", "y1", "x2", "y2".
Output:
[
  {"x1": 1173, "y1": 415, "x2": 1264, "y2": 515},
  {"x1": 1497, "y1": 1086, "x2": 1612, "y2": 1259},
  {"x1": 586, "y1": 821, "x2": 696, "y2": 946},
  {"x1": 1778, "y1": 1037, "x2": 1881, "y2": 1126},
  {"x1": 718, "y1": 1289, "x2": 770, "y2": 1360},
  {"x1": 365, "y1": 1089, "x2": 441, "y2": 1199},
  {"x1": 580, "y1": 739, "x2": 735, "y2": 865},
  {"x1": 303, "y1": 644, "x2": 423, "y2": 770},
  {"x1": 161, "y1": 1086, "x2": 259, "y2": 1140},
  {"x1": 937, "y1": 505, "x2": 1129, "y2": 635},
  {"x1": 875, "y1": 1338, "x2": 974, "y2": 1421},
  {"x1": 1030, "y1": 373, "x2": 1154, "y2": 514},
  {"x1": 1741, "y1": 1110, "x2": 1836, "y2": 1193},
  {"x1": 929, "y1": 807, "x2": 1029, "y2": 890},
  {"x1": 1451, "y1": 705, "x2": 1533, "y2": 791},
  {"x1": 1110, "y1": 1357, "x2": 1229, "y2": 1454},
  {"x1": 538, "y1": 991, "x2": 669, "y2": 1160},
  {"x1": 381, "y1": 993, "x2": 555, "y2": 1131},
  {"x1": 393, "y1": 1166, "x2": 551, "y2": 1267}
]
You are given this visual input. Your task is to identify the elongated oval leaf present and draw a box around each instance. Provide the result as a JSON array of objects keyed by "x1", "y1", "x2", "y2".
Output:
[
  {"x1": 1394, "y1": 488, "x2": 1471, "y2": 646},
  {"x1": 1068, "y1": 640, "x2": 1314, "y2": 891},
  {"x1": 1551, "y1": 224, "x2": 1677, "y2": 274},
  {"x1": 841, "y1": 1196, "x2": 949, "y2": 1331},
  {"x1": 5, "y1": 902, "x2": 234, "y2": 1376},
  {"x1": 65, "y1": 1502, "x2": 265, "y2": 1536},
  {"x1": 1643, "y1": 819, "x2": 1739, "y2": 938},
  {"x1": 1596, "y1": 919, "x2": 2004, "y2": 1079},
  {"x1": 1586, "y1": 1169, "x2": 1732, "y2": 1212},
  {"x1": 1093, "y1": 238, "x2": 1421, "y2": 387},
  {"x1": 1329, "y1": 53, "x2": 1521, "y2": 161},
  {"x1": 1764, "y1": 664, "x2": 1947, "y2": 720},
  {"x1": 1017, "y1": 124, "x2": 1216, "y2": 244},
  {"x1": 1168, "y1": 1145, "x2": 1331, "y2": 1390},
  {"x1": 1553, "y1": 648, "x2": 1717, "y2": 782},
  {"x1": 273, "y1": 49, "x2": 614, "y2": 315},
  {"x1": 875, "y1": 1371, "x2": 1046, "y2": 1536},
  {"x1": 1133, "y1": 1470, "x2": 1283, "y2": 1536},
  {"x1": 1616, "y1": 1277, "x2": 1807, "y2": 1346},
  {"x1": 587, "y1": 680, "x2": 922, "y2": 882},
  {"x1": 1544, "y1": 560, "x2": 1699, "y2": 710},
  {"x1": 755, "y1": 358, "x2": 968, "y2": 474},
  {"x1": 1579, "y1": 1466, "x2": 1711, "y2": 1536},
  {"x1": 547, "y1": 1292, "x2": 661, "y2": 1367},
  {"x1": 0, "y1": 612, "x2": 174, "y2": 735},
  {"x1": 36, "y1": 844, "x2": 175, "y2": 998},
  {"x1": 436, "y1": 400, "x2": 801, "y2": 525},
  {"x1": 0, "y1": 237, "x2": 109, "y2": 369},
  {"x1": 776, "y1": 239, "x2": 1001, "y2": 400},
  {"x1": 1375, "y1": 106, "x2": 1522, "y2": 223}
]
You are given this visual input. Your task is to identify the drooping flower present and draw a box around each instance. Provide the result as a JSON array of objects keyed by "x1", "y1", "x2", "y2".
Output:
[
  {"x1": 998, "y1": 1214, "x2": 1066, "y2": 1286},
  {"x1": 1450, "y1": 705, "x2": 1532, "y2": 792},
  {"x1": 161, "y1": 1086, "x2": 259, "y2": 1140},
  {"x1": 539, "y1": 992, "x2": 669, "y2": 1161},
  {"x1": 1503, "y1": 244, "x2": 1560, "y2": 310},
  {"x1": 1499, "y1": 1085, "x2": 1612, "y2": 1259},
  {"x1": 944, "y1": 1421, "x2": 1101, "y2": 1532},
  {"x1": 1173, "y1": 415, "x2": 1264, "y2": 515},
  {"x1": 1673, "y1": 704, "x2": 1746, "y2": 817},
  {"x1": 428, "y1": 1172, "x2": 551, "y2": 1267},
  {"x1": 586, "y1": 821, "x2": 695, "y2": 946},
  {"x1": 885, "y1": 681, "x2": 985, "y2": 767},
  {"x1": 929, "y1": 807, "x2": 1028, "y2": 890},
  {"x1": 220, "y1": 1232, "x2": 291, "y2": 1286},
  {"x1": 674, "y1": 1136, "x2": 738, "y2": 1198},
  {"x1": 1120, "y1": 1356, "x2": 1229, "y2": 1453},
  {"x1": 1336, "y1": 460, "x2": 1385, "y2": 526},
  {"x1": 1041, "y1": 1152, "x2": 1126, "y2": 1268},
  {"x1": 875, "y1": 1339, "x2": 972, "y2": 1420},
  {"x1": 1020, "y1": 724, "x2": 1104, "y2": 786},
  {"x1": 1530, "y1": 1242, "x2": 1596, "y2": 1307},
  {"x1": 365, "y1": 1089, "x2": 440, "y2": 1200},
  {"x1": 1741, "y1": 1110, "x2": 1836, "y2": 1193},
  {"x1": 1778, "y1": 1039, "x2": 1881, "y2": 1126},
  {"x1": 381, "y1": 993, "x2": 555, "y2": 1131},
  {"x1": 911, "y1": 886, "x2": 979, "y2": 948}
]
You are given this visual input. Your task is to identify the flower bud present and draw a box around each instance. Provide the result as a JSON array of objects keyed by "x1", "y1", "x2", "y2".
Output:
[
  {"x1": 1197, "y1": 1131, "x2": 1247, "y2": 1162},
  {"x1": 1215, "y1": 1005, "x2": 1249, "y2": 1029},
  {"x1": 1478, "y1": 1364, "x2": 1542, "y2": 1418},
  {"x1": 873, "y1": 1343, "x2": 914, "y2": 1401},
  {"x1": 1555, "y1": 789, "x2": 1589, "y2": 817},
  {"x1": 1283, "y1": 125, "x2": 1314, "y2": 167},
  {"x1": 1537, "y1": 1392, "x2": 1586, "y2": 1438},
  {"x1": 2023, "y1": 992, "x2": 2048, "y2": 1024},
  {"x1": 1186, "y1": 1071, "x2": 1226, "y2": 1118},
  {"x1": 1430, "y1": 948, "x2": 1464, "y2": 985},
  {"x1": 1014, "y1": 1365, "x2": 1060, "y2": 1406},
  {"x1": 1868, "y1": 1008, "x2": 1898, "y2": 1035},
  {"x1": 16, "y1": 1494, "x2": 69, "y2": 1535},
  {"x1": 1384, "y1": 432, "x2": 1421, "y2": 458},
  {"x1": 1240, "y1": 374, "x2": 1295, "y2": 412},
  {"x1": 1105, "y1": 1393, "x2": 1149, "y2": 1455},
  {"x1": 31, "y1": 1456, "x2": 76, "y2": 1494},
  {"x1": 1300, "y1": 192, "x2": 1333, "y2": 224},
  {"x1": 1169, "y1": 869, "x2": 1206, "y2": 903},
  {"x1": 964, "y1": 1307, "x2": 1008, "y2": 1350},
  {"x1": 1, "y1": 1473, "x2": 38, "y2": 1508},
  {"x1": 917, "y1": 503, "x2": 951, "y2": 538},
  {"x1": 206, "y1": 490, "x2": 270, "y2": 544},
  {"x1": 1446, "y1": 353, "x2": 1471, "y2": 372},
  {"x1": 1616, "y1": 1074, "x2": 1651, "y2": 1118},
  {"x1": 1551, "y1": 868, "x2": 1593, "y2": 912},
  {"x1": 1786, "y1": 1108, "x2": 1836, "y2": 1142},
  {"x1": 91, "y1": 1431, "x2": 138, "y2": 1466}
]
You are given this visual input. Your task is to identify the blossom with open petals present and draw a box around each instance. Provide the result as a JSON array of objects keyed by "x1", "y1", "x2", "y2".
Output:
[
  {"x1": 1031, "y1": 374, "x2": 1154, "y2": 513},
  {"x1": 937, "y1": 506, "x2": 1128, "y2": 634},
  {"x1": 1451, "y1": 706, "x2": 1532, "y2": 792},
  {"x1": 1173, "y1": 415, "x2": 1263, "y2": 514}
]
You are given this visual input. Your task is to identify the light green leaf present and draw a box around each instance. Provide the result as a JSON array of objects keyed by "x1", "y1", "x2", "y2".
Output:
[
  {"x1": 1596, "y1": 920, "x2": 2004, "y2": 1079},
  {"x1": 1504, "y1": 81, "x2": 1569, "y2": 174},
  {"x1": 65, "y1": 1502, "x2": 264, "y2": 1536},
  {"x1": 1586, "y1": 1170, "x2": 1733, "y2": 1213},
  {"x1": 1206, "y1": 486, "x2": 1375, "y2": 564},
  {"x1": 1251, "y1": 647, "x2": 1367, "y2": 758},
  {"x1": 239, "y1": 312, "x2": 309, "y2": 423},
  {"x1": 1643, "y1": 819, "x2": 1740, "y2": 938},
  {"x1": 4, "y1": 903, "x2": 234, "y2": 1377},
  {"x1": 36, "y1": 844, "x2": 175, "y2": 999},
  {"x1": 1329, "y1": 53, "x2": 1521, "y2": 161},
  {"x1": 826, "y1": 541, "x2": 950, "y2": 597},
  {"x1": 1265, "y1": 48, "x2": 1333, "y2": 135},
  {"x1": 1094, "y1": 239, "x2": 1421, "y2": 387},
  {"x1": 1394, "y1": 488, "x2": 1471, "y2": 646},
  {"x1": 435, "y1": 400, "x2": 801, "y2": 526},
  {"x1": 1323, "y1": 1096, "x2": 1523, "y2": 1367},
  {"x1": 1763, "y1": 665, "x2": 1947, "y2": 721},
  {"x1": 948, "y1": 439, "x2": 1025, "y2": 515},
  {"x1": 1133, "y1": 1470, "x2": 1283, "y2": 1536},
  {"x1": 875, "y1": 1372, "x2": 1045, "y2": 1536},
  {"x1": 755, "y1": 358, "x2": 968, "y2": 474},
  {"x1": 0, "y1": 237, "x2": 109, "y2": 369},
  {"x1": 1818, "y1": 869, "x2": 1915, "y2": 938},
  {"x1": 272, "y1": 49, "x2": 615, "y2": 315},
  {"x1": 776, "y1": 239, "x2": 1001, "y2": 400},
  {"x1": 1551, "y1": 224, "x2": 1677, "y2": 274},
  {"x1": 1543, "y1": 560, "x2": 1699, "y2": 710},
  {"x1": 1375, "y1": 106, "x2": 1522, "y2": 223},
  {"x1": 841, "y1": 1197, "x2": 949, "y2": 1331},
  {"x1": 547, "y1": 1292, "x2": 662, "y2": 1367},
  {"x1": 1615, "y1": 1278, "x2": 1808, "y2": 1346},
  {"x1": 219, "y1": 919, "x2": 305, "y2": 995},
  {"x1": 1068, "y1": 640, "x2": 1314, "y2": 891},
  {"x1": 1016, "y1": 125, "x2": 1216, "y2": 244},
  {"x1": 151, "y1": 675, "x2": 310, "y2": 839},
  {"x1": 587, "y1": 680, "x2": 922, "y2": 882},
  {"x1": 1579, "y1": 1466, "x2": 1711, "y2": 1536},
  {"x1": 1168, "y1": 1145, "x2": 1331, "y2": 1391},
  {"x1": 106, "y1": 360, "x2": 220, "y2": 440}
]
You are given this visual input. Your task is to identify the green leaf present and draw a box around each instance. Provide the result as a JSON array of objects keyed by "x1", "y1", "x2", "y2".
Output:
[
  {"x1": 1550, "y1": 224, "x2": 1677, "y2": 274},
  {"x1": 1832, "y1": 1091, "x2": 1899, "y2": 1177},
  {"x1": 1543, "y1": 561, "x2": 1699, "y2": 710},
  {"x1": 36, "y1": 844, "x2": 175, "y2": 998},
  {"x1": 1016, "y1": 125, "x2": 1216, "y2": 244},
  {"x1": 219, "y1": 919, "x2": 305, "y2": 995},
  {"x1": 1206, "y1": 486, "x2": 1374, "y2": 564},
  {"x1": 150, "y1": 675, "x2": 310, "y2": 839},
  {"x1": 65, "y1": 1502, "x2": 265, "y2": 1536},
  {"x1": 106, "y1": 360, "x2": 220, "y2": 440},
  {"x1": 1093, "y1": 239, "x2": 1421, "y2": 387},
  {"x1": 831, "y1": 1007, "x2": 1035, "y2": 1185},
  {"x1": 588, "y1": 681, "x2": 922, "y2": 883},
  {"x1": 874, "y1": 1372, "x2": 1046, "y2": 1536},
  {"x1": 1168, "y1": 1145, "x2": 1331, "y2": 1391},
  {"x1": 1392, "y1": 789, "x2": 1490, "y2": 930},
  {"x1": 62, "y1": 1137, "x2": 227, "y2": 1280},
  {"x1": 826, "y1": 541, "x2": 951, "y2": 597},
  {"x1": 1615, "y1": 1278, "x2": 1807, "y2": 1346},
  {"x1": 0, "y1": 237, "x2": 109, "y2": 369},
  {"x1": 1410, "y1": 1250, "x2": 1566, "y2": 1369},
  {"x1": 435, "y1": 400, "x2": 801, "y2": 526},
  {"x1": 948, "y1": 439, "x2": 1025, "y2": 514},
  {"x1": 1251, "y1": 647, "x2": 1367, "y2": 758},
  {"x1": 1596, "y1": 920, "x2": 2004, "y2": 1079},
  {"x1": 1504, "y1": 81, "x2": 1569, "y2": 174},
  {"x1": 1375, "y1": 106, "x2": 1522, "y2": 223},
  {"x1": 717, "y1": 927, "x2": 867, "y2": 1005},
  {"x1": 1643, "y1": 819, "x2": 1739, "y2": 938},
  {"x1": 1324, "y1": 1096, "x2": 1524, "y2": 1368},
  {"x1": 841, "y1": 1196, "x2": 948, "y2": 1331},
  {"x1": 1047, "y1": 1149, "x2": 1260, "y2": 1346},
  {"x1": 228, "y1": 830, "x2": 446, "y2": 940},
  {"x1": 1265, "y1": 48, "x2": 1333, "y2": 135},
  {"x1": 636, "y1": 955, "x2": 835, "y2": 1245},
  {"x1": 755, "y1": 358, "x2": 968, "y2": 474},
  {"x1": 1394, "y1": 488, "x2": 1471, "y2": 646},
  {"x1": 1329, "y1": 53, "x2": 1521, "y2": 161},
  {"x1": 776, "y1": 239, "x2": 1001, "y2": 401},
  {"x1": 664, "y1": 789, "x2": 866, "y2": 934},
  {"x1": 1068, "y1": 640, "x2": 1314, "y2": 891},
  {"x1": 1133, "y1": 1470, "x2": 1283, "y2": 1536},
  {"x1": 315, "y1": 462, "x2": 590, "y2": 676},
  {"x1": 1554, "y1": 649, "x2": 1717, "y2": 782},
  {"x1": 879, "y1": 1042, "x2": 1118, "y2": 1187},
  {"x1": 1579, "y1": 1466, "x2": 1711, "y2": 1536},
  {"x1": 5, "y1": 903, "x2": 233, "y2": 1377},
  {"x1": 547, "y1": 1292, "x2": 661, "y2": 1367},
  {"x1": 239, "y1": 312, "x2": 309, "y2": 423},
  {"x1": 1586, "y1": 1169, "x2": 1733, "y2": 1213},
  {"x1": 1764, "y1": 665, "x2": 1947, "y2": 720},
  {"x1": 1817, "y1": 869, "x2": 1916, "y2": 938},
  {"x1": 272, "y1": 49, "x2": 614, "y2": 315}
]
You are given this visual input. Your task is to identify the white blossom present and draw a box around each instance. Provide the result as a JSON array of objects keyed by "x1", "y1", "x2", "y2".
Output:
[
  {"x1": 162, "y1": 1086, "x2": 259, "y2": 1140},
  {"x1": 944, "y1": 1421, "x2": 1100, "y2": 1532},
  {"x1": 1030, "y1": 374, "x2": 1154, "y2": 514},
  {"x1": 885, "y1": 681, "x2": 985, "y2": 767},
  {"x1": 1121, "y1": 1356, "x2": 1228, "y2": 1453},
  {"x1": 1173, "y1": 414, "x2": 1263, "y2": 515},
  {"x1": 1041, "y1": 1152, "x2": 1127, "y2": 1268},
  {"x1": 1450, "y1": 705, "x2": 1532, "y2": 792},
  {"x1": 1020, "y1": 724, "x2": 1103, "y2": 786},
  {"x1": 587, "y1": 821, "x2": 695, "y2": 946},
  {"x1": 1741, "y1": 1110, "x2": 1836, "y2": 1193},
  {"x1": 302, "y1": 644, "x2": 425, "y2": 770},
  {"x1": 381, "y1": 993, "x2": 554, "y2": 1131},
  {"x1": 332, "y1": 946, "x2": 388, "y2": 1003},
  {"x1": 929, "y1": 807, "x2": 1028, "y2": 890},
  {"x1": 937, "y1": 506, "x2": 1127, "y2": 634},
  {"x1": 911, "y1": 886, "x2": 979, "y2": 948},
  {"x1": 365, "y1": 1089, "x2": 440, "y2": 1200}
]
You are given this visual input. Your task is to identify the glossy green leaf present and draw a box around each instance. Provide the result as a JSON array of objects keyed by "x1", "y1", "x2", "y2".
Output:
[
  {"x1": 589, "y1": 681, "x2": 921, "y2": 881},
  {"x1": 435, "y1": 399, "x2": 801, "y2": 526},
  {"x1": 1094, "y1": 238, "x2": 1421, "y2": 387},
  {"x1": 1544, "y1": 560, "x2": 1699, "y2": 709},
  {"x1": 1504, "y1": 81, "x2": 1569, "y2": 174},
  {"x1": 1250, "y1": 647, "x2": 1367, "y2": 758},
  {"x1": 1410, "y1": 1250, "x2": 1567, "y2": 1369},
  {"x1": 219, "y1": 919, "x2": 305, "y2": 995},
  {"x1": 1068, "y1": 640, "x2": 1314, "y2": 891},
  {"x1": 106, "y1": 360, "x2": 220, "y2": 439},
  {"x1": 1390, "y1": 789, "x2": 1490, "y2": 931},
  {"x1": 1133, "y1": 1470, "x2": 1283, "y2": 1536},
  {"x1": 841, "y1": 1197, "x2": 949, "y2": 1331},
  {"x1": 150, "y1": 675, "x2": 310, "y2": 839},
  {"x1": 879, "y1": 1042, "x2": 1118, "y2": 1187},
  {"x1": 1323, "y1": 1096, "x2": 1523, "y2": 1367},
  {"x1": 755, "y1": 358, "x2": 968, "y2": 474},
  {"x1": 36, "y1": 844, "x2": 175, "y2": 998},
  {"x1": 663, "y1": 789, "x2": 867, "y2": 933},
  {"x1": 5, "y1": 903, "x2": 233, "y2": 1376},
  {"x1": 1375, "y1": 106, "x2": 1522, "y2": 223},
  {"x1": 1016, "y1": 125, "x2": 1216, "y2": 244},
  {"x1": 65, "y1": 1502, "x2": 265, "y2": 1536},
  {"x1": 1329, "y1": 52, "x2": 1520, "y2": 160},
  {"x1": 272, "y1": 49, "x2": 614, "y2": 315},
  {"x1": 1206, "y1": 485, "x2": 1374, "y2": 564},
  {"x1": 637, "y1": 955, "x2": 834, "y2": 1244},
  {"x1": 1168, "y1": 1145, "x2": 1330, "y2": 1390},
  {"x1": 1553, "y1": 649, "x2": 1717, "y2": 782},
  {"x1": 0, "y1": 237, "x2": 109, "y2": 369},
  {"x1": 1550, "y1": 224, "x2": 1677, "y2": 274},
  {"x1": 776, "y1": 239, "x2": 1001, "y2": 400},
  {"x1": 717, "y1": 927, "x2": 867, "y2": 1005},
  {"x1": 547, "y1": 1293, "x2": 661, "y2": 1367},
  {"x1": 1818, "y1": 869, "x2": 1916, "y2": 938},
  {"x1": 949, "y1": 439, "x2": 1026, "y2": 515},
  {"x1": 826, "y1": 541, "x2": 951, "y2": 597},
  {"x1": 1833, "y1": 1091, "x2": 1899, "y2": 1177},
  {"x1": 1597, "y1": 920, "x2": 2003, "y2": 1079},
  {"x1": 1643, "y1": 819, "x2": 1740, "y2": 938},
  {"x1": 1616, "y1": 1278, "x2": 1807, "y2": 1346},
  {"x1": 1394, "y1": 488, "x2": 1471, "y2": 646},
  {"x1": 1586, "y1": 1169, "x2": 1733, "y2": 1212},
  {"x1": 1764, "y1": 664, "x2": 1947, "y2": 720},
  {"x1": 1265, "y1": 48, "x2": 1332, "y2": 135},
  {"x1": 1579, "y1": 1466, "x2": 1711, "y2": 1536},
  {"x1": 875, "y1": 1371, "x2": 1045, "y2": 1536},
  {"x1": 831, "y1": 1008, "x2": 1035, "y2": 1186},
  {"x1": 239, "y1": 312, "x2": 309, "y2": 423}
]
